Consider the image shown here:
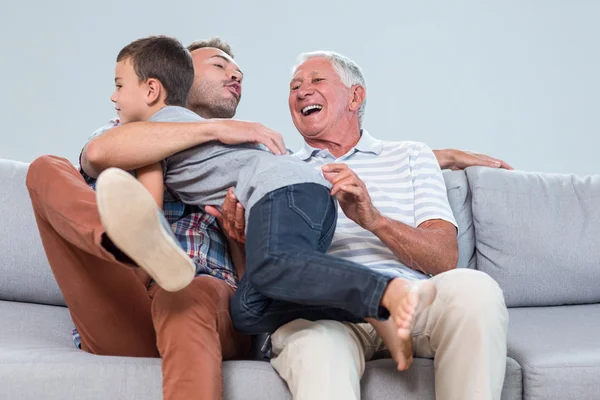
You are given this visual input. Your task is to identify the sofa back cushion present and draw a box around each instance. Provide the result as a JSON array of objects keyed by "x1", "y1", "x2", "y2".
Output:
[
  {"x1": 443, "y1": 170, "x2": 476, "y2": 269},
  {"x1": 0, "y1": 159, "x2": 66, "y2": 306},
  {"x1": 0, "y1": 159, "x2": 473, "y2": 308},
  {"x1": 467, "y1": 167, "x2": 600, "y2": 307}
]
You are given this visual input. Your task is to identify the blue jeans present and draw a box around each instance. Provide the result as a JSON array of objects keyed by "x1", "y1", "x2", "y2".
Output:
[{"x1": 230, "y1": 183, "x2": 392, "y2": 335}]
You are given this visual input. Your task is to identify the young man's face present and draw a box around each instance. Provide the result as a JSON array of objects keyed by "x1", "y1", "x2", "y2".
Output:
[
  {"x1": 187, "y1": 47, "x2": 243, "y2": 119},
  {"x1": 110, "y1": 59, "x2": 149, "y2": 124}
]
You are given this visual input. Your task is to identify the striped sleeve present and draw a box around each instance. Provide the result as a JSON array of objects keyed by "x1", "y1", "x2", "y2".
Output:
[{"x1": 409, "y1": 143, "x2": 458, "y2": 228}]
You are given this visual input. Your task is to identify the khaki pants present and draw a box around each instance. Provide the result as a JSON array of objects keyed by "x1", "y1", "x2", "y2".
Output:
[
  {"x1": 271, "y1": 268, "x2": 508, "y2": 400},
  {"x1": 26, "y1": 155, "x2": 250, "y2": 400}
]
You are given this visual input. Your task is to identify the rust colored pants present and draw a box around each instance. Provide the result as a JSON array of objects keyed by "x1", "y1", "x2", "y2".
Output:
[{"x1": 26, "y1": 155, "x2": 249, "y2": 400}]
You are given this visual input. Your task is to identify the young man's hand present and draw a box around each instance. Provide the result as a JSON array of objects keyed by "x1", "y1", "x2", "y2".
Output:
[
  {"x1": 211, "y1": 119, "x2": 287, "y2": 155},
  {"x1": 205, "y1": 187, "x2": 247, "y2": 244}
]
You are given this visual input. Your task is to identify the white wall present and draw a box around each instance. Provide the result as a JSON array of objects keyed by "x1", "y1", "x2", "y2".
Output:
[{"x1": 1, "y1": 0, "x2": 598, "y2": 175}]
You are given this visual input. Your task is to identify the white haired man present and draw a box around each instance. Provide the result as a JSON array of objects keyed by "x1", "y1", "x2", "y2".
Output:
[{"x1": 210, "y1": 51, "x2": 509, "y2": 400}]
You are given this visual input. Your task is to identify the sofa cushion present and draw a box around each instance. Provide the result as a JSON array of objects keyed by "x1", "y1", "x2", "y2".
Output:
[
  {"x1": 0, "y1": 300, "x2": 288, "y2": 400},
  {"x1": 361, "y1": 358, "x2": 521, "y2": 400},
  {"x1": 467, "y1": 167, "x2": 600, "y2": 307},
  {"x1": 0, "y1": 159, "x2": 474, "y2": 306},
  {"x1": 0, "y1": 300, "x2": 522, "y2": 400},
  {"x1": 443, "y1": 170, "x2": 475, "y2": 269},
  {"x1": 0, "y1": 159, "x2": 65, "y2": 306},
  {"x1": 508, "y1": 304, "x2": 600, "y2": 400}
]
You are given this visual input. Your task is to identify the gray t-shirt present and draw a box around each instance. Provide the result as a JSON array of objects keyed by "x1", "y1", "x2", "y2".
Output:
[{"x1": 151, "y1": 106, "x2": 331, "y2": 217}]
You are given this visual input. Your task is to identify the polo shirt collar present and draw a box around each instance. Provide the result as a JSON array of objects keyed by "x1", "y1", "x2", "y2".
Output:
[
  {"x1": 294, "y1": 129, "x2": 383, "y2": 161},
  {"x1": 353, "y1": 129, "x2": 383, "y2": 156},
  {"x1": 294, "y1": 142, "x2": 320, "y2": 161}
]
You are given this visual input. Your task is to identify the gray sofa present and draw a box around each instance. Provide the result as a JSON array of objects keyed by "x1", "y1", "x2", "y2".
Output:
[{"x1": 1, "y1": 157, "x2": 598, "y2": 400}]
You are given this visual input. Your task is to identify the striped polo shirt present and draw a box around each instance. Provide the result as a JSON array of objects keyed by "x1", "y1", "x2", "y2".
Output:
[{"x1": 295, "y1": 130, "x2": 457, "y2": 281}]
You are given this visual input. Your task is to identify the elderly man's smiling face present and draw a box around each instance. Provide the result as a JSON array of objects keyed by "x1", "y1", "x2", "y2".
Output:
[{"x1": 289, "y1": 57, "x2": 357, "y2": 140}]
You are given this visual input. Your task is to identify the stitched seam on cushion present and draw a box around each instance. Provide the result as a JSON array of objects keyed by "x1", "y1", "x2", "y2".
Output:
[
  {"x1": 508, "y1": 350, "x2": 600, "y2": 369},
  {"x1": 471, "y1": 185, "x2": 600, "y2": 198}
]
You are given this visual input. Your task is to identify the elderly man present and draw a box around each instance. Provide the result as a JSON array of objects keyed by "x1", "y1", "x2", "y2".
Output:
[{"x1": 212, "y1": 51, "x2": 509, "y2": 400}]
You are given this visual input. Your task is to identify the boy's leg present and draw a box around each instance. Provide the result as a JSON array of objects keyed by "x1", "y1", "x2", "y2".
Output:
[
  {"x1": 231, "y1": 183, "x2": 430, "y2": 334},
  {"x1": 151, "y1": 276, "x2": 250, "y2": 400},
  {"x1": 230, "y1": 272, "x2": 364, "y2": 334},
  {"x1": 26, "y1": 155, "x2": 158, "y2": 356}
]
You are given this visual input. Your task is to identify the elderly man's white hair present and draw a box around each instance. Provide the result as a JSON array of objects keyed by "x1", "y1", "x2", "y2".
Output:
[{"x1": 293, "y1": 51, "x2": 367, "y2": 127}]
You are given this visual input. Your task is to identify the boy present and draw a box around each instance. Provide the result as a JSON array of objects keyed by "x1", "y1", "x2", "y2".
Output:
[
  {"x1": 98, "y1": 36, "x2": 435, "y2": 342},
  {"x1": 100, "y1": 36, "x2": 200, "y2": 289}
]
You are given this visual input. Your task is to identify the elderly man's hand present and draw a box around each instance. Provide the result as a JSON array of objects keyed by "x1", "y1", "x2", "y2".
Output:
[
  {"x1": 211, "y1": 119, "x2": 287, "y2": 155},
  {"x1": 205, "y1": 188, "x2": 247, "y2": 244},
  {"x1": 322, "y1": 163, "x2": 382, "y2": 232},
  {"x1": 433, "y1": 149, "x2": 513, "y2": 171}
]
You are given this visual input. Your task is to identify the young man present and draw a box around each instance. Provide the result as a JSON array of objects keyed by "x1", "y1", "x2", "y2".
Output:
[{"x1": 25, "y1": 37, "x2": 279, "y2": 400}]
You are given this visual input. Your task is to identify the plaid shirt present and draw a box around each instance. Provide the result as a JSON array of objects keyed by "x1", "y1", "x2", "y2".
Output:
[{"x1": 72, "y1": 119, "x2": 237, "y2": 349}]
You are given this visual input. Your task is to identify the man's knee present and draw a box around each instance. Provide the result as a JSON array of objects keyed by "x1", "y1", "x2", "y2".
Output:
[
  {"x1": 272, "y1": 319, "x2": 360, "y2": 360},
  {"x1": 437, "y1": 269, "x2": 507, "y2": 321},
  {"x1": 26, "y1": 155, "x2": 70, "y2": 190}
]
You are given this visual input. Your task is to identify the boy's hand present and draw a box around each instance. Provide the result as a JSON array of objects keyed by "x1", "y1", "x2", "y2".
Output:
[{"x1": 211, "y1": 119, "x2": 287, "y2": 155}]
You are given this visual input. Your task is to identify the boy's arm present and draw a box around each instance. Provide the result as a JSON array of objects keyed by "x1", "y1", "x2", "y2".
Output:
[
  {"x1": 136, "y1": 162, "x2": 165, "y2": 209},
  {"x1": 82, "y1": 120, "x2": 286, "y2": 179}
]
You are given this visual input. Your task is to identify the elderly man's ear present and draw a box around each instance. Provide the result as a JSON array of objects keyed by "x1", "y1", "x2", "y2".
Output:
[{"x1": 349, "y1": 85, "x2": 366, "y2": 112}]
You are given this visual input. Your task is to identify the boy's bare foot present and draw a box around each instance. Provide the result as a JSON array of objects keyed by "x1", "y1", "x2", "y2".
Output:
[
  {"x1": 381, "y1": 278, "x2": 437, "y2": 341},
  {"x1": 369, "y1": 318, "x2": 414, "y2": 371}
]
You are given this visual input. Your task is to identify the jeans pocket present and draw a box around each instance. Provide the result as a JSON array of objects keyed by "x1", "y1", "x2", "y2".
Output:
[
  {"x1": 286, "y1": 184, "x2": 331, "y2": 230},
  {"x1": 319, "y1": 199, "x2": 337, "y2": 248}
]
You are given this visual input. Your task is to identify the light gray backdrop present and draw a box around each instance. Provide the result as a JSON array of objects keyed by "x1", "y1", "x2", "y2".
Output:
[{"x1": 1, "y1": 0, "x2": 598, "y2": 175}]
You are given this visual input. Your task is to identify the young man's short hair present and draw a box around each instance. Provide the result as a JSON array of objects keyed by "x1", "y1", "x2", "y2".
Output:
[
  {"x1": 117, "y1": 36, "x2": 194, "y2": 106},
  {"x1": 187, "y1": 37, "x2": 234, "y2": 58}
]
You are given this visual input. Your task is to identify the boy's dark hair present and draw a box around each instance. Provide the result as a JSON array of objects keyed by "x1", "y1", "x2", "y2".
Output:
[
  {"x1": 117, "y1": 36, "x2": 194, "y2": 106},
  {"x1": 187, "y1": 37, "x2": 234, "y2": 58}
]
